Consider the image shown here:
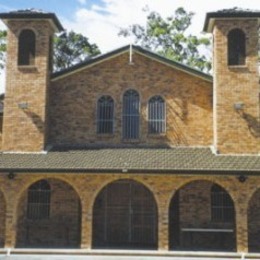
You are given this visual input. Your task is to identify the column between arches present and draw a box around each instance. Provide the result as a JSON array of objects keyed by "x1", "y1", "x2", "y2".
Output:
[
  {"x1": 80, "y1": 192, "x2": 93, "y2": 249},
  {"x1": 4, "y1": 191, "x2": 18, "y2": 248},
  {"x1": 155, "y1": 185, "x2": 178, "y2": 251},
  {"x1": 235, "y1": 191, "x2": 248, "y2": 253},
  {"x1": 157, "y1": 197, "x2": 169, "y2": 251}
]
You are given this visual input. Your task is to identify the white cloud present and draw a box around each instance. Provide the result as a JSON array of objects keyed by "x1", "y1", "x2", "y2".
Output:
[
  {"x1": 1, "y1": 0, "x2": 260, "y2": 93},
  {"x1": 0, "y1": 69, "x2": 5, "y2": 94},
  {"x1": 62, "y1": 0, "x2": 260, "y2": 53},
  {"x1": 62, "y1": 0, "x2": 150, "y2": 52},
  {"x1": 0, "y1": 21, "x2": 6, "y2": 31}
]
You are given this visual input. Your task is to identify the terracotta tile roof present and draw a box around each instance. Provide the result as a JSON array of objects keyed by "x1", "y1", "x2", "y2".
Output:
[{"x1": 0, "y1": 147, "x2": 260, "y2": 174}]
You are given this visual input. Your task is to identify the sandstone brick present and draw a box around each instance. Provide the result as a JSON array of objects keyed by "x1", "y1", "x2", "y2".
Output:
[{"x1": 1, "y1": 9, "x2": 260, "y2": 254}]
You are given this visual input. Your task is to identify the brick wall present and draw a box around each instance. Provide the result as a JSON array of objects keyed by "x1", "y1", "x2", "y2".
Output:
[
  {"x1": 248, "y1": 188, "x2": 260, "y2": 251},
  {"x1": 213, "y1": 19, "x2": 260, "y2": 154},
  {"x1": 0, "y1": 114, "x2": 3, "y2": 150},
  {"x1": 0, "y1": 191, "x2": 5, "y2": 247},
  {"x1": 178, "y1": 181, "x2": 235, "y2": 251},
  {"x1": 5, "y1": 17, "x2": 260, "y2": 153},
  {"x1": 16, "y1": 178, "x2": 81, "y2": 248},
  {"x1": 0, "y1": 172, "x2": 258, "y2": 252},
  {"x1": 50, "y1": 52, "x2": 213, "y2": 147},
  {"x1": 2, "y1": 20, "x2": 53, "y2": 152}
]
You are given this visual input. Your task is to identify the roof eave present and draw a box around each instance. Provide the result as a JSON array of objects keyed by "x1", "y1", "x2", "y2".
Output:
[
  {"x1": 51, "y1": 45, "x2": 130, "y2": 80},
  {"x1": 51, "y1": 45, "x2": 212, "y2": 83},
  {"x1": 203, "y1": 13, "x2": 260, "y2": 33},
  {"x1": 133, "y1": 46, "x2": 212, "y2": 82},
  {"x1": 0, "y1": 168, "x2": 259, "y2": 175},
  {"x1": 0, "y1": 13, "x2": 64, "y2": 32}
]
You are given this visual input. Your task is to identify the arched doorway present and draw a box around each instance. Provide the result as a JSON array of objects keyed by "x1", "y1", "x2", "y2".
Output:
[
  {"x1": 248, "y1": 188, "x2": 260, "y2": 252},
  {"x1": 92, "y1": 179, "x2": 158, "y2": 249},
  {"x1": 169, "y1": 180, "x2": 236, "y2": 251},
  {"x1": 16, "y1": 178, "x2": 81, "y2": 248}
]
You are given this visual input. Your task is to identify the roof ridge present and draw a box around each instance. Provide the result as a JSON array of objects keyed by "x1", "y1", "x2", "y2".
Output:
[{"x1": 51, "y1": 44, "x2": 212, "y2": 82}]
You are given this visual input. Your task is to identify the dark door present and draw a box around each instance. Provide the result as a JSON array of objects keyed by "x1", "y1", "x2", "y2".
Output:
[{"x1": 93, "y1": 180, "x2": 157, "y2": 249}]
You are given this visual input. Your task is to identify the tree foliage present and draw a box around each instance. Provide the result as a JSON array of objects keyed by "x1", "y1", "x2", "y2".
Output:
[
  {"x1": 119, "y1": 7, "x2": 211, "y2": 72},
  {"x1": 0, "y1": 29, "x2": 101, "y2": 72},
  {"x1": 53, "y1": 30, "x2": 101, "y2": 71},
  {"x1": 0, "y1": 30, "x2": 7, "y2": 71}
]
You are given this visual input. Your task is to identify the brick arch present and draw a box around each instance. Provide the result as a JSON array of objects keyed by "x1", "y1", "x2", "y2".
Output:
[
  {"x1": 244, "y1": 183, "x2": 260, "y2": 209},
  {"x1": 14, "y1": 175, "x2": 82, "y2": 209},
  {"x1": 16, "y1": 177, "x2": 82, "y2": 248},
  {"x1": 16, "y1": 26, "x2": 38, "y2": 37},
  {"x1": 92, "y1": 178, "x2": 158, "y2": 249},
  {"x1": 247, "y1": 187, "x2": 260, "y2": 252},
  {"x1": 168, "y1": 179, "x2": 236, "y2": 251},
  {"x1": 227, "y1": 28, "x2": 246, "y2": 66},
  {"x1": 89, "y1": 176, "x2": 160, "y2": 212},
  {"x1": 96, "y1": 93, "x2": 115, "y2": 101},
  {"x1": 219, "y1": 22, "x2": 248, "y2": 39},
  {"x1": 17, "y1": 29, "x2": 36, "y2": 66},
  {"x1": 120, "y1": 88, "x2": 142, "y2": 111},
  {"x1": 166, "y1": 177, "x2": 236, "y2": 210},
  {"x1": 147, "y1": 93, "x2": 166, "y2": 102},
  {"x1": 225, "y1": 27, "x2": 247, "y2": 36},
  {"x1": 121, "y1": 88, "x2": 142, "y2": 100}
]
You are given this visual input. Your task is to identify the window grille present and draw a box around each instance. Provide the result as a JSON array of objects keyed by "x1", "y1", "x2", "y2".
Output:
[
  {"x1": 27, "y1": 180, "x2": 51, "y2": 220},
  {"x1": 123, "y1": 89, "x2": 140, "y2": 139},
  {"x1": 228, "y1": 29, "x2": 246, "y2": 66},
  {"x1": 148, "y1": 96, "x2": 165, "y2": 134},
  {"x1": 18, "y1": 29, "x2": 36, "y2": 66},
  {"x1": 92, "y1": 180, "x2": 158, "y2": 249},
  {"x1": 211, "y1": 184, "x2": 234, "y2": 223},
  {"x1": 97, "y1": 96, "x2": 114, "y2": 134}
]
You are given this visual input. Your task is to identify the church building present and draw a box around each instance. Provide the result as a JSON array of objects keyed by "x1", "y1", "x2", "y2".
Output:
[{"x1": 0, "y1": 7, "x2": 259, "y2": 255}]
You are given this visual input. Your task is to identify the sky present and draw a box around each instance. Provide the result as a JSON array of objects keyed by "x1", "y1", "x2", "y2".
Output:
[{"x1": 0, "y1": 0, "x2": 260, "y2": 93}]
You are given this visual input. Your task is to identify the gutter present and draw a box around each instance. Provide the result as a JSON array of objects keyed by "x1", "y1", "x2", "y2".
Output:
[{"x1": 0, "y1": 168, "x2": 260, "y2": 176}]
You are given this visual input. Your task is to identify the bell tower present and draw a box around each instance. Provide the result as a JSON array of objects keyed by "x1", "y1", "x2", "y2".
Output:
[
  {"x1": 204, "y1": 8, "x2": 260, "y2": 154},
  {"x1": 0, "y1": 10, "x2": 63, "y2": 152}
]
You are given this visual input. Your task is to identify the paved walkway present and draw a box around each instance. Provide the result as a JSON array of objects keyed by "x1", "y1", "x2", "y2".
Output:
[
  {"x1": 0, "y1": 249, "x2": 252, "y2": 260},
  {"x1": 0, "y1": 256, "x2": 243, "y2": 260}
]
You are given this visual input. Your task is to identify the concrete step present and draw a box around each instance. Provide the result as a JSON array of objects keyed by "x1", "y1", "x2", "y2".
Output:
[{"x1": 1, "y1": 249, "x2": 260, "y2": 259}]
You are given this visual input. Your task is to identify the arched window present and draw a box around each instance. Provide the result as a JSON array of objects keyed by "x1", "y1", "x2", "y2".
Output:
[
  {"x1": 123, "y1": 89, "x2": 140, "y2": 139},
  {"x1": 27, "y1": 180, "x2": 51, "y2": 220},
  {"x1": 228, "y1": 29, "x2": 246, "y2": 66},
  {"x1": 97, "y1": 95, "x2": 114, "y2": 134},
  {"x1": 18, "y1": 29, "x2": 36, "y2": 66},
  {"x1": 148, "y1": 95, "x2": 165, "y2": 134},
  {"x1": 211, "y1": 184, "x2": 234, "y2": 222},
  {"x1": 49, "y1": 36, "x2": 53, "y2": 71}
]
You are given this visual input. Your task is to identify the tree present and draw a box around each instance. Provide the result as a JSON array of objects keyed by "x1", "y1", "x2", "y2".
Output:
[
  {"x1": 53, "y1": 30, "x2": 101, "y2": 71},
  {"x1": 0, "y1": 30, "x2": 7, "y2": 71},
  {"x1": 119, "y1": 7, "x2": 211, "y2": 72},
  {"x1": 0, "y1": 30, "x2": 101, "y2": 72}
]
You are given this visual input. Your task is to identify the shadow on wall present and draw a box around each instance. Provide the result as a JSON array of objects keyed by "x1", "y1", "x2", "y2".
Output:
[
  {"x1": 48, "y1": 51, "x2": 213, "y2": 147},
  {"x1": 48, "y1": 88, "x2": 194, "y2": 147},
  {"x1": 168, "y1": 99, "x2": 189, "y2": 145},
  {"x1": 240, "y1": 112, "x2": 260, "y2": 138},
  {"x1": 23, "y1": 109, "x2": 44, "y2": 134}
]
